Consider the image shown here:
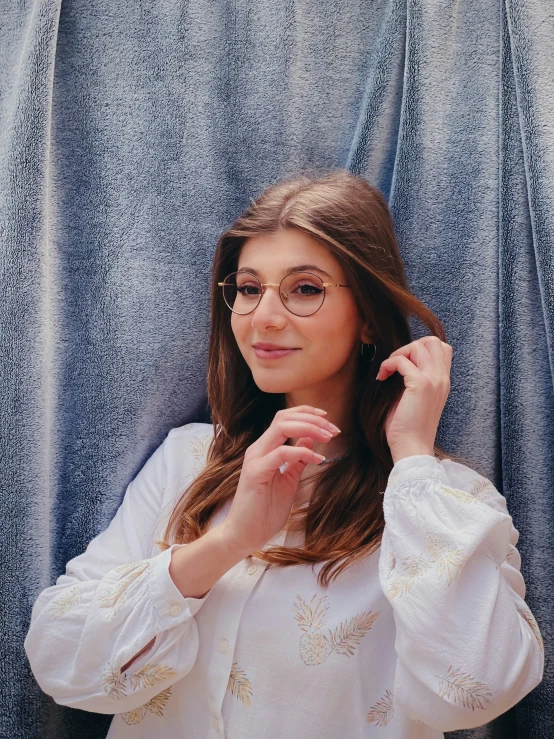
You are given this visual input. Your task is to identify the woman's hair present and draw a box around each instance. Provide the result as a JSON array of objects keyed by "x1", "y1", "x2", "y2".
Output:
[{"x1": 159, "y1": 169, "x2": 478, "y2": 586}]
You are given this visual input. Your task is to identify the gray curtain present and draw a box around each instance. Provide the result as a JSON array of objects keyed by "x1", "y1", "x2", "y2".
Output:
[{"x1": 1, "y1": 1, "x2": 551, "y2": 737}]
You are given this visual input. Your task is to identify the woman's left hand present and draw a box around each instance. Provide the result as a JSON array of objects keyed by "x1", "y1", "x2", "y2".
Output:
[{"x1": 376, "y1": 336, "x2": 453, "y2": 463}]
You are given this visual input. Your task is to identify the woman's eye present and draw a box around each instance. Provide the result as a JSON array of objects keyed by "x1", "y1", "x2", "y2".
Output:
[
  {"x1": 294, "y1": 282, "x2": 323, "y2": 295},
  {"x1": 237, "y1": 284, "x2": 261, "y2": 295}
]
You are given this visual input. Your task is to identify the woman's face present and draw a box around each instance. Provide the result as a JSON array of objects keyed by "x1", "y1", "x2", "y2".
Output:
[{"x1": 230, "y1": 228, "x2": 371, "y2": 400}]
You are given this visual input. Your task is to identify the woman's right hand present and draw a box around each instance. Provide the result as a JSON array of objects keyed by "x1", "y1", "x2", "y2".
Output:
[{"x1": 220, "y1": 405, "x2": 340, "y2": 557}]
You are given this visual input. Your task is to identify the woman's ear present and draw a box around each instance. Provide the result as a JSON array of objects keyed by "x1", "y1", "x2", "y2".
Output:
[{"x1": 360, "y1": 327, "x2": 373, "y2": 344}]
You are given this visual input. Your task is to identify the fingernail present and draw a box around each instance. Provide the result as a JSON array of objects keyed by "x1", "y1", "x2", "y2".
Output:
[
  {"x1": 328, "y1": 424, "x2": 341, "y2": 433},
  {"x1": 313, "y1": 408, "x2": 327, "y2": 415},
  {"x1": 314, "y1": 454, "x2": 326, "y2": 462},
  {"x1": 321, "y1": 429, "x2": 333, "y2": 437}
]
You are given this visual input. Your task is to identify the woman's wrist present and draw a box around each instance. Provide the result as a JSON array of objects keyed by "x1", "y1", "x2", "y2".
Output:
[
  {"x1": 390, "y1": 442, "x2": 435, "y2": 465},
  {"x1": 216, "y1": 521, "x2": 256, "y2": 562},
  {"x1": 168, "y1": 524, "x2": 251, "y2": 600}
]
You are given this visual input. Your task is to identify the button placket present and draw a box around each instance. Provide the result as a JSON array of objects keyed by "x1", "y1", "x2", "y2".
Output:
[
  {"x1": 169, "y1": 604, "x2": 182, "y2": 617},
  {"x1": 204, "y1": 556, "x2": 269, "y2": 734}
]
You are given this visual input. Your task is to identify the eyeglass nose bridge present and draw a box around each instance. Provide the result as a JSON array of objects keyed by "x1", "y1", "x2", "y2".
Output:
[{"x1": 258, "y1": 282, "x2": 290, "y2": 303}]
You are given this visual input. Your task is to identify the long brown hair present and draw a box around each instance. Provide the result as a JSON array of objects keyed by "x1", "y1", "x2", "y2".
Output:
[{"x1": 159, "y1": 169, "x2": 475, "y2": 586}]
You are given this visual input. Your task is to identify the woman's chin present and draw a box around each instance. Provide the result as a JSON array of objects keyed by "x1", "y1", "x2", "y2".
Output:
[{"x1": 251, "y1": 372, "x2": 303, "y2": 395}]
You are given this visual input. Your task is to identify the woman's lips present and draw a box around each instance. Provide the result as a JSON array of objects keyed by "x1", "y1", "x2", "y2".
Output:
[{"x1": 253, "y1": 347, "x2": 300, "y2": 360}]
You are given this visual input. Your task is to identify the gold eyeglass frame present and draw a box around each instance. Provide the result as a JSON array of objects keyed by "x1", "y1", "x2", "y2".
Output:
[{"x1": 217, "y1": 270, "x2": 351, "y2": 316}]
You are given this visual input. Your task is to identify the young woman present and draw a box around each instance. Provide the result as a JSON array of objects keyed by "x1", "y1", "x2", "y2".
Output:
[{"x1": 25, "y1": 172, "x2": 544, "y2": 738}]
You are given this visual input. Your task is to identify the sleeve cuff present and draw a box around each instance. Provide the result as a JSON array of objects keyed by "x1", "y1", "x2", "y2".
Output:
[
  {"x1": 386, "y1": 454, "x2": 449, "y2": 491},
  {"x1": 149, "y1": 543, "x2": 210, "y2": 628}
]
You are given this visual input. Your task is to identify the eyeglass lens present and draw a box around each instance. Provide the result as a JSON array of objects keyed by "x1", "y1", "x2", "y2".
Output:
[{"x1": 222, "y1": 272, "x2": 326, "y2": 316}]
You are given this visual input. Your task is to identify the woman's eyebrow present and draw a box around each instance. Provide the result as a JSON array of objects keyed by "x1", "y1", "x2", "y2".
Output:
[{"x1": 236, "y1": 264, "x2": 333, "y2": 279}]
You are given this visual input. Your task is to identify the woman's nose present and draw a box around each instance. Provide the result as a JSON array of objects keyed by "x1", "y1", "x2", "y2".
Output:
[{"x1": 250, "y1": 285, "x2": 288, "y2": 326}]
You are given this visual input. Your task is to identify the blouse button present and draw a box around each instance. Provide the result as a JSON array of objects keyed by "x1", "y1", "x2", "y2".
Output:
[
  {"x1": 169, "y1": 604, "x2": 182, "y2": 617},
  {"x1": 219, "y1": 639, "x2": 228, "y2": 653},
  {"x1": 247, "y1": 565, "x2": 258, "y2": 575}
]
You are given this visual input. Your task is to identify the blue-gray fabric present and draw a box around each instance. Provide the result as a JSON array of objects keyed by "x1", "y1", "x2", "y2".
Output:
[{"x1": 1, "y1": 1, "x2": 552, "y2": 737}]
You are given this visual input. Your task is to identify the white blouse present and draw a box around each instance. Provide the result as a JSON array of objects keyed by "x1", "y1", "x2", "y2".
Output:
[{"x1": 25, "y1": 422, "x2": 544, "y2": 739}]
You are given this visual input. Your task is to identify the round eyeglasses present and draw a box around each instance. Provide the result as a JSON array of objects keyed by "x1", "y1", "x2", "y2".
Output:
[{"x1": 218, "y1": 271, "x2": 351, "y2": 317}]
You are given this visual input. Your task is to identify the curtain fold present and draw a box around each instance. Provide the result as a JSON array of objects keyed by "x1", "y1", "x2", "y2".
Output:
[{"x1": 1, "y1": 1, "x2": 551, "y2": 736}]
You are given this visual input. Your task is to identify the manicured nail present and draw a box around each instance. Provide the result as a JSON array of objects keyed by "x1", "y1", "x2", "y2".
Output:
[
  {"x1": 328, "y1": 424, "x2": 341, "y2": 433},
  {"x1": 314, "y1": 454, "x2": 326, "y2": 462},
  {"x1": 313, "y1": 408, "x2": 327, "y2": 415},
  {"x1": 321, "y1": 429, "x2": 333, "y2": 437}
]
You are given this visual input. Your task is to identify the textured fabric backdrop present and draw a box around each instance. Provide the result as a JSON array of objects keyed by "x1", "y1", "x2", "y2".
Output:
[{"x1": 1, "y1": 0, "x2": 552, "y2": 737}]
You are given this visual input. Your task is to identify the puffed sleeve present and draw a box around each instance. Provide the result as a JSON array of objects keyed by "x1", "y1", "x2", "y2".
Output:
[
  {"x1": 378, "y1": 454, "x2": 544, "y2": 732},
  {"x1": 24, "y1": 426, "x2": 209, "y2": 715}
]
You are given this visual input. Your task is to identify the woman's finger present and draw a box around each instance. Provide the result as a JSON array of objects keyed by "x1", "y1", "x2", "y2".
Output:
[
  {"x1": 378, "y1": 353, "x2": 423, "y2": 383},
  {"x1": 279, "y1": 436, "x2": 316, "y2": 476},
  {"x1": 254, "y1": 445, "x2": 325, "y2": 477},
  {"x1": 253, "y1": 417, "x2": 339, "y2": 458},
  {"x1": 385, "y1": 337, "x2": 452, "y2": 375},
  {"x1": 381, "y1": 341, "x2": 433, "y2": 378},
  {"x1": 379, "y1": 337, "x2": 453, "y2": 382}
]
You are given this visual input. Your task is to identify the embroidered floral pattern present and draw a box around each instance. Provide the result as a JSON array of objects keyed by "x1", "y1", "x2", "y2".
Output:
[
  {"x1": 292, "y1": 594, "x2": 378, "y2": 665},
  {"x1": 47, "y1": 585, "x2": 83, "y2": 619},
  {"x1": 423, "y1": 533, "x2": 466, "y2": 586},
  {"x1": 366, "y1": 689, "x2": 394, "y2": 727},
  {"x1": 422, "y1": 532, "x2": 450, "y2": 561},
  {"x1": 329, "y1": 612, "x2": 380, "y2": 656},
  {"x1": 102, "y1": 664, "x2": 127, "y2": 700},
  {"x1": 387, "y1": 533, "x2": 466, "y2": 598},
  {"x1": 518, "y1": 607, "x2": 544, "y2": 652},
  {"x1": 435, "y1": 549, "x2": 467, "y2": 585},
  {"x1": 469, "y1": 478, "x2": 496, "y2": 501},
  {"x1": 128, "y1": 662, "x2": 178, "y2": 690},
  {"x1": 121, "y1": 687, "x2": 173, "y2": 725},
  {"x1": 293, "y1": 595, "x2": 331, "y2": 665},
  {"x1": 111, "y1": 561, "x2": 149, "y2": 577},
  {"x1": 191, "y1": 435, "x2": 211, "y2": 475},
  {"x1": 227, "y1": 662, "x2": 253, "y2": 707},
  {"x1": 435, "y1": 665, "x2": 492, "y2": 710},
  {"x1": 439, "y1": 485, "x2": 479, "y2": 505},
  {"x1": 102, "y1": 660, "x2": 178, "y2": 716},
  {"x1": 386, "y1": 554, "x2": 431, "y2": 599},
  {"x1": 97, "y1": 561, "x2": 150, "y2": 620}
]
